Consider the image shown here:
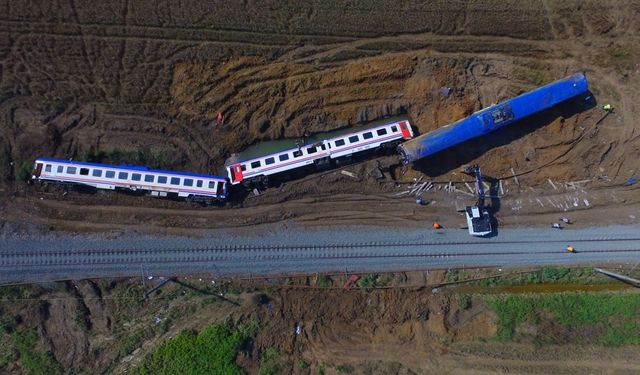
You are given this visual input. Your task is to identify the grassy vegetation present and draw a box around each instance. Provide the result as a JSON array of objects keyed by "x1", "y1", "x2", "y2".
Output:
[
  {"x1": 78, "y1": 147, "x2": 169, "y2": 169},
  {"x1": 356, "y1": 274, "x2": 377, "y2": 289},
  {"x1": 119, "y1": 330, "x2": 145, "y2": 357},
  {"x1": 15, "y1": 160, "x2": 33, "y2": 182},
  {"x1": 316, "y1": 275, "x2": 331, "y2": 288},
  {"x1": 456, "y1": 294, "x2": 472, "y2": 310},
  {"x1": 259, "y1": 347, "x2": 287, "y2": 375},
  {"x1": 487, "y1": 292, "x2": 640, "y2": 346},
  {"x1": 461, "y1": 267, "x2": 606, "y2": 288},
  {"x1": 335, "y1": 364, "x2": 354, "y2": 373},
  {"x1": 445, "y1": 269, "x2": 459, "y2": 283},
  {"x1": 12, "y1": 329, "x2": 62, "y2": 375},
  {"x1": 135, "y1": 323, "x2": 256, "y2": 375}
]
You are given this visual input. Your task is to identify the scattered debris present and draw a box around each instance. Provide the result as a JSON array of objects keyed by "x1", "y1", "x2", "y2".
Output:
[
  {"x1": 551, "y1": 223, "x2": 563, "y2": 229},
  {"x1": 253, "y1": 188, "x2": 260, "y2": 196},
  {"x1": 372, "y1": 161, "x2": 385, "y2": 180},
  {"x1": 464, "y1": 182, "x2": 474, "y2": 194},
  {"x1": 560, "y1": 217, "x2": 572, "y2": 224},
  {"x1": 548, "y1": 178, "x2": 558, "y2": 190},
  {"x1": 341, "y1": 170, "x2": 358, "y2": 179},
  {"x1": 595, "y1": 268, "x2": 640, "y2": 288},
  {"x1": 455, "y1": 189, "x2": 475, "y2": 197},
  {"x1": 343, "y1": 274, "x2": 360, "y2": 290},
  {"x1": 439, "y1": 86, "x2": 452, "y2": 97},
  {"x1": 511, "y1": 168, "x2": 519, "y2": 186},
  {"x1": 627, "y1": 175, "x2": 637, "y2": 186}
]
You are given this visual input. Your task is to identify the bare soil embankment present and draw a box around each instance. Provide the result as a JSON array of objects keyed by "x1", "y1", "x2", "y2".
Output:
[{"x1": 1, "y1": 1, "x2": 640, "y2": 233}]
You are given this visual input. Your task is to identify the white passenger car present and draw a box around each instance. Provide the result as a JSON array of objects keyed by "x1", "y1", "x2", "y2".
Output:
[
  {"x1": 32, "y1": 158, "x2": 228, "y2": 201},
  {"x1": 225, "y1": 119, "x2": 414, "y2": 187}
]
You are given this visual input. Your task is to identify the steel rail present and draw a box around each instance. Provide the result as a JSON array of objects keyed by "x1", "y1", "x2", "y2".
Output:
[
  {"x1": 2, "y1": 248, "x2": 640, "y2": 267},
  {"x1": 3, "y1": 236, "x2": 640, "y2": 257}
]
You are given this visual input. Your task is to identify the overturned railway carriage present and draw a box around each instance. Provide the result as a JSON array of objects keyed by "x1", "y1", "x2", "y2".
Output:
[
  {"x1": 32, "y1": 158, "x2": 228, "y2": 202},
  {"x1": 225, "y1": 119, "x2": 414, "y2": 188},
  {"x1": 398, "y1": 72, "x2": 590, "y2": 164}
]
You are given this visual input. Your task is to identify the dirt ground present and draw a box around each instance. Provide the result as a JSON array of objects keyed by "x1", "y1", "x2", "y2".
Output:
[
  {"x1": 1, "y1": 2, "x2": 640, "y2": 373},
  {"x1": 1, "y1": 271, "x2": 639, "y2": 374},
  {"x1": 1, "y1": 0, "x2": 640, "y2": 234}
]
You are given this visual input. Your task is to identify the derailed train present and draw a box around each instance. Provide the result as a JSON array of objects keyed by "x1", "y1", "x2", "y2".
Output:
[
  {"x1": 32, "y1": 72, "x2": 589, "y2": 203},
  {"x1": 32, "y1": 118, "x2": 413, "y2": 202}
]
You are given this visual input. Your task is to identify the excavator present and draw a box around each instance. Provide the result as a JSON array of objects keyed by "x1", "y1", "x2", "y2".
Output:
[{"x1": 462, "y1": 165, "x2": 492, "y2": 236}]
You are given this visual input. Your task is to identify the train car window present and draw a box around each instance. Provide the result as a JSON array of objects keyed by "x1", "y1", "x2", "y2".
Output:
[
  {"x1": 363, "y1": 132, "x2": 373, "y2": 140},
  {"x1": 279, "y1": 154, "x2": 289, "y2": 161},
  {"x1": 241, "y1": 165, "x2": 247, "y2": 171},
  {"x1": 196, "y1": 180, "x2": 203, "y2": 187},
  {"x1": 184, "y1": 178, "x2": 193, "y2": 186},
  {"x1": 265, "y1": 157, "x2": 275, "y2": 165},
  {"x1": 92, "y1": 169, "x2": 102, "y2": 177},
  {"x1": 216, "y1": 181, "x2": 225, "y2": 196},
  {"x1": 144, "y1": 174, "x2": 154, "y2": 182},
  {"x1": 377, "y1": 128, "x2": 388, "y2": 136},
  {"x1": 67, "y1": 167, "x2": 77, "y2": 174},
  {"x1": 45, "y1": 164, "x2": 52, "y2": 172},
  {"x1": 106, "y1": 171, "x2": 115, "y2": 178},
  {"x1": 80, "y1": 168, "x2": 89, "y2": 175},
  {"x1": 335, "y1": 139, "x2": 345, "y2": 147},
  {"x1": 158, "y1": 176, "x2": 167, "y2": 184},
  {"x1": 348, "y1": 135, "x2": 359, "y2": 144},
  {"x1": 208, "y1": 181, "x2": 216, "y2": 189},
  {"x1": 132, "y1": 173, "x2": 141, "y2": 181},
  {"x1": 118, "y1": 172, "x2": 128, "y2": 180},
  {"x1": 320, "y1": 144, "x2": 326, "y2": 150},
  {"x1": 250, "y1": 161, "x2": 261, "y2": 168},
  {"x1": 307, "y1": 147, "x2": 317, "y2": 154},
  {"x1": 391, "y1": 125, "x2": 398, "y2": 132},
  {"x1": 293, "y1": 150, "x2": 302, "y2": 157},
  {"x1": 57, "y1": 166, "x2": 64, "y2": 173},
  {"x1": 170, "y1": 177, "x2": 180, "y2": 185}
]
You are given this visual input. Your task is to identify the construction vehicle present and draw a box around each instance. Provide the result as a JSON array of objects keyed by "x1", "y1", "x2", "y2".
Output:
[{"x1": 462, "y1": 165, "x2": 492, "y2": 237}]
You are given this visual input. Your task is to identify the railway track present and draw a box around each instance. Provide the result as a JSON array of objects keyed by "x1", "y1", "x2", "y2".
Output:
[
  {"x1": 3, "y1": 236, "x2": 640, "y2": 255},
  {"x1": 2, "y1": 237, "x2": 640, "y2": 267},
  {"x1": 2, "y1": 249, "x2": 640, "y2": 267},
  {"x1": 2, "y1": 227, "x2": 639, "y2": 283}
]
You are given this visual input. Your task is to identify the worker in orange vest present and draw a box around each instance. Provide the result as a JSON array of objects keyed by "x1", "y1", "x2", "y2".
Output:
[{"x1": 433, "y1": 222, "x2": 442, "y2": 229}]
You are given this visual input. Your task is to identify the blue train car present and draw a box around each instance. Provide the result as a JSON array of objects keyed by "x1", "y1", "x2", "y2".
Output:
[{"x1": 397, "y1": 72, "x2": 589, "y2": 164}]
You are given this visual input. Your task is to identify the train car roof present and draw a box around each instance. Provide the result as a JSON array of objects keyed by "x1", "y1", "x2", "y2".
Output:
[
  {"x1": 35, "y1": 157, "x2": 226, "y2": 180},
  {"x1": 226, "y1": 117, "x2": 410, "y2": 165}
]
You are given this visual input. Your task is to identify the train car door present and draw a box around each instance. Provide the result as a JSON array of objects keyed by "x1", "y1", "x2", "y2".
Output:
[
  {"x1": 231, "y1": 164, "x2": 243, "y2": 183},
  {"x1": 33, "y1": 162, "x2": 43, "y2": 178},
  {"x1": 399, "y1": 121, "x2": 412, "y2": 139},
  {"x1": 216, "y1": 181, "x2": 225, "y2": 197}
]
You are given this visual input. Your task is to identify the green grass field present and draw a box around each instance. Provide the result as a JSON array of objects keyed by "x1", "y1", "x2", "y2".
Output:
[{"x1": 487, "y1": 292, "x2": 640, "y2": 346}]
